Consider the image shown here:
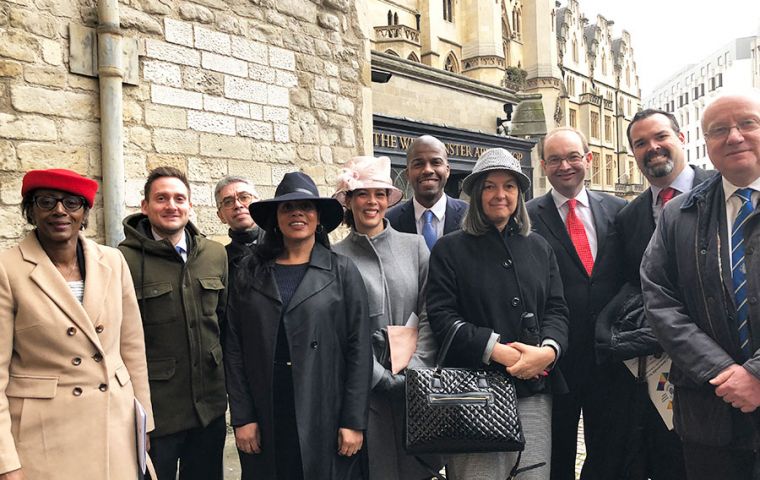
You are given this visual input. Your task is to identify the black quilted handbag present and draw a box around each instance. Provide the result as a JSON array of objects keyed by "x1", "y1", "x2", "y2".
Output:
[{"x1": 404, "y1": 320, "x2": 525, "y2": 454}]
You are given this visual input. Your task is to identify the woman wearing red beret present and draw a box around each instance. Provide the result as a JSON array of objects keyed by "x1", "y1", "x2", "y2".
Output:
[{"x1": 0, "y1": 169, "x2": 154, "y2": 480}]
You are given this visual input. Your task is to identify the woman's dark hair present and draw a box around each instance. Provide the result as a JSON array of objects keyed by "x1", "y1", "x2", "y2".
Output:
[
  {"x1": 461, "y1": 172, "x2": 530, "y2": 236},
  {"x1": 254, "y1": 201, "x2": 331, "y2": 262},
  {"x1": 342, "y1": 191, "x2": 356, "y2": 228},
  {"x1": 21, "y1": 192, "x2": 90, "y2": 230}
]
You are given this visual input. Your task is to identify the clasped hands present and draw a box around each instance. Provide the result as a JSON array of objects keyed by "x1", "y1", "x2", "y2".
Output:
[{"x1": 491, "y1": 342, "x2": 556, "y2": 380}]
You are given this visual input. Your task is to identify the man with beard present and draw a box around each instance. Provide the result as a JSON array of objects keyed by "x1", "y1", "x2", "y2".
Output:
[
  {"x1": 594, "y1": 109, "x2": 713, "y2": 479},
  {"x1": 385, "y1": 135, "x2": 468, "y2": 249},
  {"x1": 641, "y1": 90, "x2": 760, "y2": 480}
]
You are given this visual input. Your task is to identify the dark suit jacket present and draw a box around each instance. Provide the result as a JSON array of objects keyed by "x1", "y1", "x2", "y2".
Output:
[
  {"x1": 616, "y1": 166, "x2": 715, "y2": 285},
  {"x1": 527, "y1": 190, "x2": 627, "y2": 389},
  {"x1": 385, "y1": 195, "x2": 468, "y2": 235}
]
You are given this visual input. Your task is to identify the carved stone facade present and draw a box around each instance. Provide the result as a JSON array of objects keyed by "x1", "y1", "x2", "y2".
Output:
[
  {"x1": 0, "y1": 0, "x2": 371, "y2": 247},
  {"x1": 366, "y1": 0, "x2": 642, "y2": 198}
]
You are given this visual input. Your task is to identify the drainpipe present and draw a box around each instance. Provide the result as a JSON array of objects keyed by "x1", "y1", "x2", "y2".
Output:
[{"x1": 97, "y1": 0, "x2": 125, "y2": 246}]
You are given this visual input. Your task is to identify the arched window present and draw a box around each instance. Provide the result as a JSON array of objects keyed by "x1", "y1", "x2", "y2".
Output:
[
  {"x1": 601, "y1": 52, "x2": 608, "y2": 75},
  {"x1": 407, "y1": 52, "x2": 420, "y2": 63},
  {"x1": 625, "y1": 65, "x2": 631, "y2": 86},
  {"x1": 385, "y1": 49, "x2": 400, "y2": 57},
  {"x1": 387, "y1": 10, "x2": 392, "y2": 26},
  {"x1": 393, "y1": 12, "x2": 399, "y2": 25},
  {"x1": 444, "y1": 52, "x2": 459, "y2": 73},
  {"x1": 572, "y1": 38, "x2": 578, "y2": 62}
]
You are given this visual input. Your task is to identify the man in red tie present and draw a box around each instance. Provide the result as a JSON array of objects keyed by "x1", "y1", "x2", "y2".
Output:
[
  {"x1": 526, "y1": 127, "x2": 627, "y2": 480},
  {"x1": 595, "y1": 109, "x2": 715, "y2": 480}
]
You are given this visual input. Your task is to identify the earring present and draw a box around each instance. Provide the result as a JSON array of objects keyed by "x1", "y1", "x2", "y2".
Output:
[{"x1": 316, "y1": 224, "x2": 325, "y2": 234}]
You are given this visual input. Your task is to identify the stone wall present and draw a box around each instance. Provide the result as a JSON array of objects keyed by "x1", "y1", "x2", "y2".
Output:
[{"x1": 0, "y1": 0, "x2": 369, "y2": 248}]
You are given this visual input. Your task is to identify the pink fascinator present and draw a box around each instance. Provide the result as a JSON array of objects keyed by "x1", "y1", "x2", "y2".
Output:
[{"x1": 333, "y1": 156, "x2": 403, "y2": 206}]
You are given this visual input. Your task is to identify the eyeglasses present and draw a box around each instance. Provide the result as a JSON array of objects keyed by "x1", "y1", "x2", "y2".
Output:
[
  {"x1": 33, "y1": 195, "x2": 86, "y2": 212},
  {"x1": 544, "y1": 153, "x2": 586, "y2": 168},
  {"x1": 219, "y1": 192, "x2": 255, "y2": 209},
  {"x1": 704, "y1": 118, "x2": 760, "y2": 141}
]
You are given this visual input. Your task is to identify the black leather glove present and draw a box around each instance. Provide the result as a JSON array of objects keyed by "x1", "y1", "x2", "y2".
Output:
[{"x1": 374, "y1": 370, "x2": 405, "y2": 396}]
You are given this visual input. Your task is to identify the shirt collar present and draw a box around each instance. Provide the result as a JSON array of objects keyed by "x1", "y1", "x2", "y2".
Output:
[
  {"x1": 723, "y1": 176, "x2": 760, "y2": 203},
  {"x1": 650, "y1": 165, "x2": 695, "y2": 201},
  {"x1": 413, "y1": 194, "x2": 447, "y2": 222},
  {"x1": 551, "y1": 187, "x2": 589, "y2": 209},
  {"x1": 152, "y1": 227, "x2": 188, "y2": 253}
]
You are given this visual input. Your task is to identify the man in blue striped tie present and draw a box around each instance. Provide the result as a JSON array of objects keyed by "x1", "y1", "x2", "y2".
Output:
[{"x1": 641, "y1": 90, "x2": 760, "y2": 480}]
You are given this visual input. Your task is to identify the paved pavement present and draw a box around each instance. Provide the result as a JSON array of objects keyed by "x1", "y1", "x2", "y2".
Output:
[{"x1": 220, "y1": 418, "x2": 589, "y2": 479}]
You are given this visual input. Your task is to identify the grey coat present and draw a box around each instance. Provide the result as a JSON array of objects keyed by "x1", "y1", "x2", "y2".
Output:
[{"x1": 334, "y1": 222, "x2": 440, "y2": 479}]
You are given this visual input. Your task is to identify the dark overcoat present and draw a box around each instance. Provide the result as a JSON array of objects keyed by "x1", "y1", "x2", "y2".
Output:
[
  {"x1": 426, "y1": 223, "x2": 569, "y2": 396},
  {"x1": 225, "y1": 243, "x2": 372, "y2": 479}
]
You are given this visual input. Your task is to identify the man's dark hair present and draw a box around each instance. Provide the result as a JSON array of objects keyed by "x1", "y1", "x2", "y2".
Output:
[
  {"x1": 626, "y1": 108, "x2": 681, "y2": 149},
  {"x1": 144, "y1": 166, "x2": 191, "y2": 200}
]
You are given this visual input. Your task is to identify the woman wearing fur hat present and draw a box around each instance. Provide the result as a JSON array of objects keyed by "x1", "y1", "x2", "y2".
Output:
[
  {"x1": 0, "y1": 169, "x2": 153, "y2": 480},
  {"x1": 332, "y1": 156, "x2": 443, "y2": 479},
  {"x1": 224, "y1": 171, "x2": 372, "y2": 480},
  {"x1": 426, "y1": 149, "x2": 569, "y2": 479}
]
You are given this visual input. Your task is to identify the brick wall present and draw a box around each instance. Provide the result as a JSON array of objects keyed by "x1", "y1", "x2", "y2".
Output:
[{"x1": 0, "y1": 0, "x2": 369, "y2": 247}]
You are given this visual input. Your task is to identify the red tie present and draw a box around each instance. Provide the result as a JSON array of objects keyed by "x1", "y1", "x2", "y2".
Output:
[
  {"x1": 659, "y1": 187, "x2": 677, "y2": 205},
  {"x1": 566, "y1": 199, "x2": 594, "y2": 276}
]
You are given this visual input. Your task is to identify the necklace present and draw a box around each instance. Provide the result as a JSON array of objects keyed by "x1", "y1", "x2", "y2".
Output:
[{"x1": 53, "y1": 258, "x2": 79, "y2": 280}]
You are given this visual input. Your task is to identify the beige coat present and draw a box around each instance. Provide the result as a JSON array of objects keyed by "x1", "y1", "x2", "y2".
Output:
[{"x1": 0, "y1": 232, "x2": 154, "y2": 479}]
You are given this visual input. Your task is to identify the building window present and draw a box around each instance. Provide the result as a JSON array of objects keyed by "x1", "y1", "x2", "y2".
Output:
[
  {"x1": 443, "y1": 0, "x2": 453, "y2": 22},
  {"x1": 601, "y1": 52, "x2": 608, "y2": 75},
  {"x1": 569, "y1": 108, "x2": 577, "y2": 128},
  {"x1": 407, "y1": 52, "x2": 420, "y2": 63},
  {"x1": 716, "y1": 72, "x2": 723, "y2": 88},
  {"x1": 387, "y1": 10, "x2": 392, "y2": 25},
  {"x1": 604, "y1": 115, "x2": 612, "y2": 142},
  {"x1": 590, "y1": 111, "x2": 600, "y2": 139},
  {"x1": 696, "y1": 126, "x2": 701, "y2": 139},
  {"x1": 696, "y1": 146, "x2": 701, "y2": 159},
  {"x1": 591, "y1": 152, "x2": 601, "y2": 183},
  {"x1": 567, "y1": 76, "x2": 575, "y2": 96},
  {"x1": 572, "y1": 38, "x2": 578, "y2": 63},
  {"x1": 687, "y1": 149, "x2": 690, "y2": 162},
  {"x1": 605, "y1": 154, "x2": 614, "y2": 185}
]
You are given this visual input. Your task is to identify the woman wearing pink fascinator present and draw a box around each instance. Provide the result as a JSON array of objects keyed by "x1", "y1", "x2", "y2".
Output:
[{"x1": 333, "y1": 156, "x2": 443, "y2": 479}]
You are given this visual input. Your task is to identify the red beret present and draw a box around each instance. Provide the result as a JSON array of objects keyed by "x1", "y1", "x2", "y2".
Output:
[{"x1": 21, "y1": 169, "x2": 99, "y2": 207}]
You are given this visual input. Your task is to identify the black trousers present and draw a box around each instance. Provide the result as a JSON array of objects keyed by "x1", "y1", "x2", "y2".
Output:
[
  {"x1": 683, "y1": 441, "x2": 760, "y2": 480},
  {"x1": 147, "y1": 414, "x2": 226, "y2": 480},
  {"x1": 550, "y1": 362, "x2": 616, "y2": 480}
]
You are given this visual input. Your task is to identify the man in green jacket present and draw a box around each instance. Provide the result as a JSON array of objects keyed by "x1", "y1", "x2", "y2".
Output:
[{"x1": 119, "y1": 166, "x2": 228, "y2": 480}]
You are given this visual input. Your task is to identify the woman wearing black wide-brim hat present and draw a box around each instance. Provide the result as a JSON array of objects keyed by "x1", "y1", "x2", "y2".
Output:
[{"x1": 224, "y1": 171, "x2": 372, "y2": 480}]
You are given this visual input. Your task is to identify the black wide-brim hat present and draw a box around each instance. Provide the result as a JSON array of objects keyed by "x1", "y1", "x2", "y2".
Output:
[{"x1": 250, "y1": 171, "x2": 344, "y2": 233}]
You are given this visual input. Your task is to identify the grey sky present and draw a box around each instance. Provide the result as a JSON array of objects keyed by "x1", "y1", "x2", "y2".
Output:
[{"x1": 566, "y1": 0, "x2": 760, "y2": 96}]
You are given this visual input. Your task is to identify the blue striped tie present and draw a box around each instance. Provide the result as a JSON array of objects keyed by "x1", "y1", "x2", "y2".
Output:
[{"x1": 731, "y1": 188, "x2": 755, "y2": 358}]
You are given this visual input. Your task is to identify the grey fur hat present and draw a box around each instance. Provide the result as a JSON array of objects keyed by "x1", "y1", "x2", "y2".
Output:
[{"x1": 461, "y1": 148, "x2": 531, "y2": 196}]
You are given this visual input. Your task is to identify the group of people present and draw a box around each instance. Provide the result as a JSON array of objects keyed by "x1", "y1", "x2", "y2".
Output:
[{"x1": 0, "y1": 88, "x2": 758, "y2": 480}]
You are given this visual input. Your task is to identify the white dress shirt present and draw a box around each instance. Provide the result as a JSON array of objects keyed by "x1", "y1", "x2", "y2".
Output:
[
  {"x1": 152, "y1": 227, "x2": 188, "y2": 262},
  {"x1": 551, "y1": 187, "x2": 598, "y2": 260},
  {"x1": 413, "y1": 194, "x2": 447, "y2": 237},
  {"x1": 723, "y1": 176, "x2": 760, "y2": 243},
  {"x1": 651, "y1": 166, "x2": 695, "y2": 225}
]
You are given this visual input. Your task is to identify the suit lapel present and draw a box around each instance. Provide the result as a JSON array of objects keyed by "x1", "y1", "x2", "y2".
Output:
[
  {"x1": 400, "y1": 200, "x2": 417, "y2": 234},
  {"x1": 443, "y1": 196, "x2": 459, "y2": 234},
  {"x1": 286, "y1": 244, "x2": 334, "y2": 313},
  {"x1": 81, "y1": 238, "x2": 111, "y2": 340},
  {"x1": 535, "y1": 192, "x2": 589, "y2": 275},
  {"x1": 588, "y1": 191, "x2": 608, "y2": 271},
  {"x1": 21, "y1": 234, "x2": 101, "y2": 348}
]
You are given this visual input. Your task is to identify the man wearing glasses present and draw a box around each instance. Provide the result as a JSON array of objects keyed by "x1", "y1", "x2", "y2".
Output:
[
  {"x1": 215, "y1": 175, "x2": 263, "y2": 278},
  {"x1": 642, "y1": 91, "x2": 760, "y2": 479},
  {"x1": 526, "y1": 127, "x2": 627, "y2": 479}
]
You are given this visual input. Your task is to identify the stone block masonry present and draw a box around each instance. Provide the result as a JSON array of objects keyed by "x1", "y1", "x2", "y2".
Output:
[{"x1": 0, "y1": 0, "x2": 369, "y2": 245}]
